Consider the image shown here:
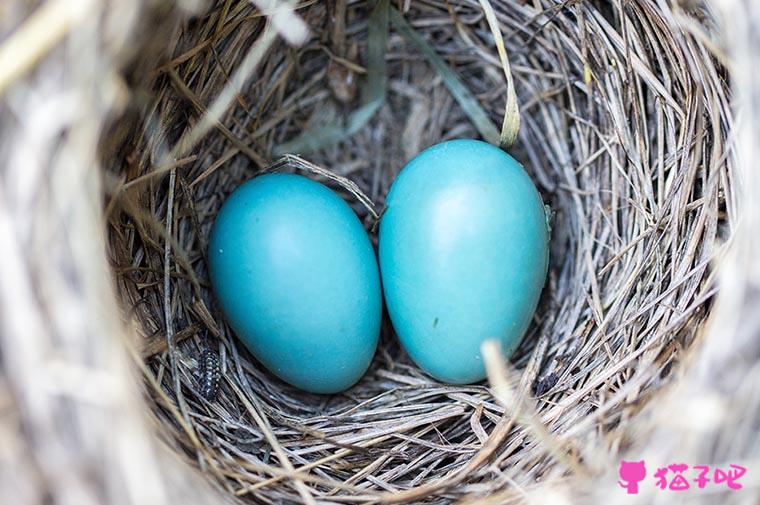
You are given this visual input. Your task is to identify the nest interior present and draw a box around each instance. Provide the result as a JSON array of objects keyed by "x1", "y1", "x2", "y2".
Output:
[{"x1": 103, "y1": 0, "x2": 733, "y2": 502}]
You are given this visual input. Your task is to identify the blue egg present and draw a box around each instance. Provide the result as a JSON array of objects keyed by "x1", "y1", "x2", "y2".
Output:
[
  {"x1": 208, "y1": 173, "x2": 382, "y2": 394},
  {"x1": 379, "y1": 140, "x2": 550, "y2": 384}
]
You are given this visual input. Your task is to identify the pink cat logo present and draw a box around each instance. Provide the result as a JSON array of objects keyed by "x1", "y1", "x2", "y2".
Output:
[
  {"x1": 619, "y1": 460, "x2": 647, "y2": 494},
  {"x1": 619, "y1": 459, "x2": 746, "y2": 493}
]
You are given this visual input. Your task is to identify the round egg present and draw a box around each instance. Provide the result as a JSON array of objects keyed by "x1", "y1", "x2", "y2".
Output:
[
  {"x1": 379, "y1": 139, "x2": 549, "y2": 384},
  {"x1": 208, "y1": 173, "x2": 382, "y2": 394}
]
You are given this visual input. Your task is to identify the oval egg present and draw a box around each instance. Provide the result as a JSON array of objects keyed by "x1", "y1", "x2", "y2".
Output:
[
  {"x1": 379, "y1": 139, "x2": 549, "y2": 384},
  {"x1": 208, "y1": 173, "x2": 382, "y2": 394}
]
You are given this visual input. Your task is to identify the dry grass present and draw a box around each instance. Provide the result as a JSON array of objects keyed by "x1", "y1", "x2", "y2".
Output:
[{"x1": 1, "y1": 0, "x2": 756, "y2": 504}]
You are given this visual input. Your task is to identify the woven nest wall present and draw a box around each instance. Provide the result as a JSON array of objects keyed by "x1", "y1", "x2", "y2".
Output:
[{"x1": 2, "y1": 0, "x2": 760, "y2": 504}]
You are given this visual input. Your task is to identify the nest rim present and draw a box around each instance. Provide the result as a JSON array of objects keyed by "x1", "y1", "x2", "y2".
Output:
[{"x1": 104, "y1": 0, "x2": 733, "y2": 502}]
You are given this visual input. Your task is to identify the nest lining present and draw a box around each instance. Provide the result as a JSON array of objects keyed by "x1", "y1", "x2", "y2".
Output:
[{"x1": 105, "y1": 0, "x2": 732, "y2": 502}]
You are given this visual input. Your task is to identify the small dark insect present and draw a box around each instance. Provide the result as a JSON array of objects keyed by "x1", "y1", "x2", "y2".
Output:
[
  {"x1": 198, "y1": 349, "x2": 221, "y2": 401},
  {"x1": 534, "y1": 372, "x2": 559, "y2": 397}
]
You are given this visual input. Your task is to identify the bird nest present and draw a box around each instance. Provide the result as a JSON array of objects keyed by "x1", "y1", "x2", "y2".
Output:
[{"x1": 0, "y1": 0, "x2": 740, "y2": 503}]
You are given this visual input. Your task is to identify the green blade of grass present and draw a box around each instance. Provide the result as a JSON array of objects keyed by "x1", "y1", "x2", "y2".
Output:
[
  {"x1": 274, "y1": 0, "x2": 389, "y2": 155},
  {"x1": 389, "y1": 6, "x2": 501, "y2": 146}
]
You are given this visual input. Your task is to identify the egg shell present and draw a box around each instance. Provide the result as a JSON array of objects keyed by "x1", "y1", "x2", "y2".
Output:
[
  {"x1": 208, "y1": 173, "x2": 382, "y2": 394},
  {"x1": 379, "y1": 139, "x2": 549, "y2": 384}
]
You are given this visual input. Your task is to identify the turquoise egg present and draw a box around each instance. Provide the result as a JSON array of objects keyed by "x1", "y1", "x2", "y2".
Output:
[
  {"x1": 208, "y1": 173, "x2": 382, "y2": 394},
  {"x1": 379, "y1": 140, "x2": 550, "y2": 384}
]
